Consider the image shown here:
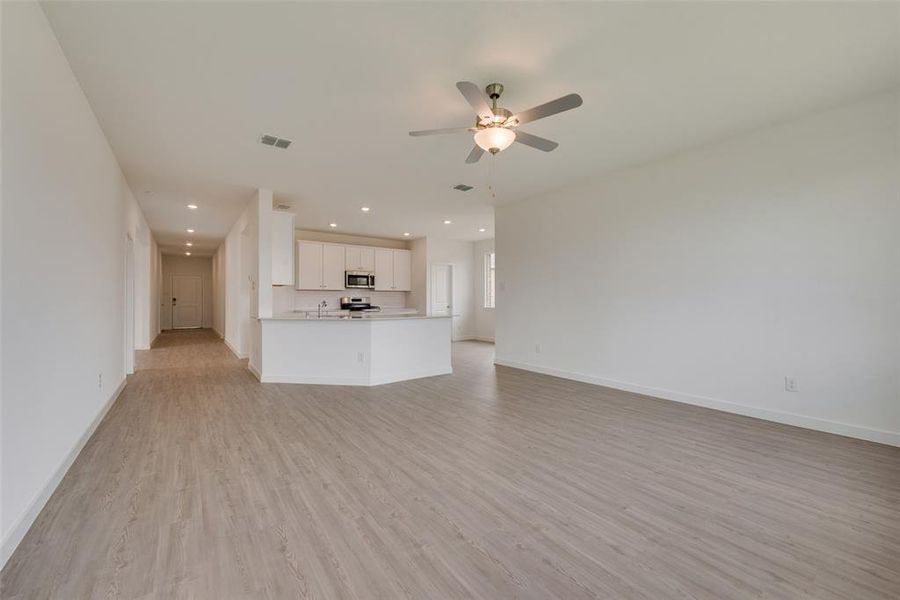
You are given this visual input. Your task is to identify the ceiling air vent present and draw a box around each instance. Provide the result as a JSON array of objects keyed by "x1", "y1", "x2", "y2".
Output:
[
  {"x1": 453, "y1": 184, "x2": 474, "y2": 192},
  {"x1": 259, "y1": 134, "x2": 292, "y2": 149}
]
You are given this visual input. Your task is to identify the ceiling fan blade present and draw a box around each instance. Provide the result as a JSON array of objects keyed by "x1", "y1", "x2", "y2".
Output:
[
  {"x1": 456, "y1": 81, "x2": 494, "y2": 120},
  {"x1": 409, "y1": 126, "x2": 473, "y2": 137},
  {"x1": 508, "y1": 93, "x2": 582, "y2": 126},
  {"x1": 465, "y1": 145, "x2": 485, "y2": 164},
  {"x1": 513, "y1": 130, "x2": 559, "y2": 152}
]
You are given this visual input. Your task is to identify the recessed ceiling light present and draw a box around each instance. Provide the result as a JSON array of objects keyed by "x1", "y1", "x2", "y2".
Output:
[
  {"x1": 186, "y1": 242, "x2": 193, "y2": 246},
  {"x1": 329, "y1": 223, "x2": 337, "y2": 228},
  {"x1": 186, "y1": 228, "x2": 194, "y2": 233},
  {"x1": 187, "y1": 204, "x2": 198, "y2": 210},
  {"x1": 361, "y1": 207, "x2": 370, "y2": 212},
  {"x1": 443, "y1": 220, "x2": 452, "y2": 225},
  {"x1": 479, "y1": 228, "x2": 486, "y2": 233},
  {"x1": 185, "y1": 252, "x2": 191, "y2": 256},
  {"x1": 403, "y1": 232, "x2": 411, "y2": 237}
]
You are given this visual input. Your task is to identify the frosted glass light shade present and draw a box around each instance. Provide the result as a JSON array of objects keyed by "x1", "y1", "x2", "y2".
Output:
[{"x1": 474, "y1": 127, "x2": 515, "y2": 154}]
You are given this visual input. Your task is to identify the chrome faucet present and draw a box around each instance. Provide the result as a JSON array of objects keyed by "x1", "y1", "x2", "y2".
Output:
[{"x1": 317, "y1": 300, "x2": 328, "y2": 318}]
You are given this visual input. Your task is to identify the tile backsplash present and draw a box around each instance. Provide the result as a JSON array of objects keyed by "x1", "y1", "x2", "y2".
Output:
[{"x1": 273, "y1": 287, "x2": 409, "y2": 314}]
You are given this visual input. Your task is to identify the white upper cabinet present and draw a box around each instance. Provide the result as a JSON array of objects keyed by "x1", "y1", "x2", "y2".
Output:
[
  {"x1": 359, "y1": 247, "x2": 375, "y2": 272},
  {"x1": 392, "y1": 249, "x2": 411, "y2": 291},
  {"x1": 297, "y1": 241, "x2": 345, "y2": 290},
  {"x1": 299, "y1": 240, "x2": 406, "y2": 291},
  {"x1": 374, "y1": 248, "x2": 411, "y2": 291},
  {"x1": 345, "y1": 246, "x2": 361, "y2": 270},
  {"x1": 374, "y1": 248, "x2": 394, "y2": 291},
  {"x1": 322, "y1": 244, "x2": 346, "y2": 290},
  {"x1": 297, "y1": 241, "x2": 324, "y2": 290},
  {"x1": 271, "y1": 212, "x2": 295, "y2": 286},
  {"x1": 345, "y1": 246, "x2": 375, "y2": 271}
]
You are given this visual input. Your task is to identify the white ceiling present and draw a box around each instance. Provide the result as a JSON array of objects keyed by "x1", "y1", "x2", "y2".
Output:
[{"x1": 42, "y1": 1, "x2": 899, "y2": 257}]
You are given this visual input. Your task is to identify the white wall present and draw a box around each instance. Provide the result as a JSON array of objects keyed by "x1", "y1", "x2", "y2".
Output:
[
  {"x1": 222, "y1": 198, "x2": 253, "y2": 358},
  {"x1": 495, "y1": 92, "x2": 900, "y2": 446},
  {"x1": 294, "y1": 229, "x2": 409, "y2": 250},
  {"x1": 1, "y1": 1, "x2": 155, "y2": 566},
  {"x1": 426, "y1": 238, "x2": 476, "y2": 341},
  {"x1": 212, "y1": 243, "x2": 226, "y2": 337},
  {"x1": 149, "y1": 240, "x2": 162, "y2": 345},
  {"x1": 160, "y1": 255, "x2": 214, "y2": 330},
  {"x1": 473, "y1": 238, "x2": 495, "y2": 342},
  {"x1": 408, "y1": 237, "x2": 428, "y2": 315}
]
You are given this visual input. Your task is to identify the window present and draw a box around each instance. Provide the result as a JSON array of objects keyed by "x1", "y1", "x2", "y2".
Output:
[{"x1": 484, "y1": 252, "x2": 495, "y2": 308}]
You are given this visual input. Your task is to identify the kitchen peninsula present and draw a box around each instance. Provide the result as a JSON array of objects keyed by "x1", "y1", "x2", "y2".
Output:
[
  {"x1": 254, "y1": 214, "x2": 452, "y2": 386},
  {"x1": 257, "y1": 313, "x2": 451, "y2": 385}
]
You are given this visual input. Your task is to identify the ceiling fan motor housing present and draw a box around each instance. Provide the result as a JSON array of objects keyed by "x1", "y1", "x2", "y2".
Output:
[{"x1": 485, "y1": 82, "x2": 504, "y2": 99}]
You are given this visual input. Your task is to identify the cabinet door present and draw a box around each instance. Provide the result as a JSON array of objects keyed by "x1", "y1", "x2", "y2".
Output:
[
  {"x1": 392, "y1": 249, "x2": 411, "y2": 291},
  {"x1": 322, "y1": 244, "x2": 346, "y2": 290},
  {"x1": 271, "y1": 212, "x2": 295, "y2": 286},
  {"x1": 373, "y1": 248, "x2": 394, "y2": 291},
  {"x1": 345, "y1": 246, "x2": 361, "y2": 270},
  {"x1": 297, "y1": 241, "x2": 323, "y2": 290},
  {"x1": 359, "y1": 247, "x2": 375, "y2": 272}
]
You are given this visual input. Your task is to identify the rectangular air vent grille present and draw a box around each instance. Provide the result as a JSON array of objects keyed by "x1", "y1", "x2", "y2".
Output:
[
  {"x1": 453, "y1": 184, "x2": 474, "y2": 192},
  {"x1": 259, "y1": 134, "x2": 292, "y2": 149}
]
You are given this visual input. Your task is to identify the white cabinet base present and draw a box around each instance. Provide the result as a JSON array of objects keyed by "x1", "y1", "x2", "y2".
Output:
[{"x1": 259, "y1": 317, "x2": 451, "y2": 386}]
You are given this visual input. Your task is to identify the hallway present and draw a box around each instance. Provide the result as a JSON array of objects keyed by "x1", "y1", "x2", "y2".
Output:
[{"x1": 2, "y1": 331, "x2": 898, "y2": 599}]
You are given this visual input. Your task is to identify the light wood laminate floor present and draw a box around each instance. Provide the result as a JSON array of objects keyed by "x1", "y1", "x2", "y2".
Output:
[{"x1": 2, "y1": 329, "x2": 898, "y2": 599}]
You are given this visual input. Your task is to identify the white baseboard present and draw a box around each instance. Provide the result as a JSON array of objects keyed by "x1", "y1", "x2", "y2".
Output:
[
  {"x1": 473, "y1": 336, "x2": 495, "y2": 343},
  {"x1": 1, "y1": 377, "x2": 128, "y2": 568},
  {"x1": 370, "y1": 366, "x2": 453, "y2": 386},
  {"x1": 248, "y1": 361, "x2": 261, "y2": 381},
  {"x1": 494, "y1": 358, "x2": 899, "y2": 447},
  {"x1": 261, "y1": 367, "x2": 452, "y2": 386},
  {"x1": 261, "y1": 373, "x2": 369, "y2": 385},
  {"x1": 224, "y1": 337, "x2": 247, "y2": 359}
]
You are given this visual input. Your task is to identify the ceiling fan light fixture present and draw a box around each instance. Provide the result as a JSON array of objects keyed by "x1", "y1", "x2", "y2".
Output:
[{"x1": 474, "y1": 127, "x2": 515, "y2": 154}]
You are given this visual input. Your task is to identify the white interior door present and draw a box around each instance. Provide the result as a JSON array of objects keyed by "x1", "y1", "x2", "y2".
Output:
[
  {"x1": 431, "y1": 264, "x2": 451, "y2": 316},
  {"x1": 172, "y1": 275, "x2": 202, "y2": 329}
]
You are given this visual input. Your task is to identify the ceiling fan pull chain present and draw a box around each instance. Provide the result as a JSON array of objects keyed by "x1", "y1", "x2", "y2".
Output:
[{"x1": 487, "y1": 151, "x2": 498, "y2": 203}]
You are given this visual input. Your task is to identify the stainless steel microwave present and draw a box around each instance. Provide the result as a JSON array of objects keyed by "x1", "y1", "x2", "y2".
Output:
[{"x1": 345, "y1": 270, "x2": 375, "y2": 289}]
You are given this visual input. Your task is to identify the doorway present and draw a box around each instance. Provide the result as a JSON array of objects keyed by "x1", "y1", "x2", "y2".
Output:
[
  {"x1": 172, "y1": 274, "x2": 203, "y2": 329},
  {"x1": 431, "y1": 264, "x2": 452, "y2": 317}
]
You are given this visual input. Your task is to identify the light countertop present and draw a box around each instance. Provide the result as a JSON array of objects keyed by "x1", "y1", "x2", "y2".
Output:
[{"x1": 261, "y1": 312, "x2": 449, "y2": 322}]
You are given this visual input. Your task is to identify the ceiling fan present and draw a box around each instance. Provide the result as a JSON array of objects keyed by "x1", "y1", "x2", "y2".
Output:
[{"x1": 409, "y1": 82, "x2": 582, "y2": 164}]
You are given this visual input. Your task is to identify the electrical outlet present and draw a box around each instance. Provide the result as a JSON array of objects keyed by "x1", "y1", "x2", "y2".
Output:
[
  {"x1": 784, "y1": 377, "x2": 798, "y2": 392},
  {"x1": 357, "y1": 352, "x2": 365, "y2": 363},
  {"x1": 535, "y1": 343, "x2": 542, "y2": 354},
  {"x1": 98, "y1": 373, "x2": 103, "y2": 389}
]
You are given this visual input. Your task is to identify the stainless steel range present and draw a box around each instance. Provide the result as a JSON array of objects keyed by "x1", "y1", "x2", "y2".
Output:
[{"x1": 340, "y1": 296, "x2": 381, "y2": 312}]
